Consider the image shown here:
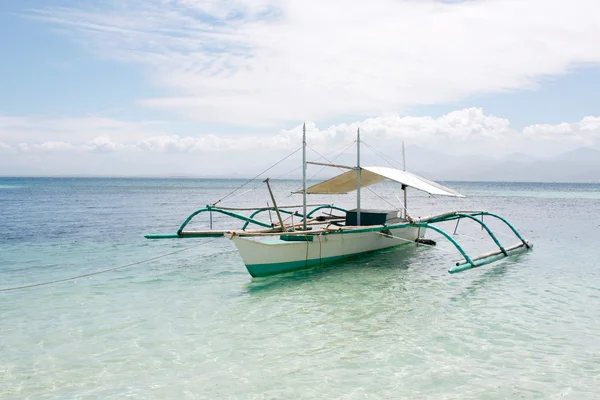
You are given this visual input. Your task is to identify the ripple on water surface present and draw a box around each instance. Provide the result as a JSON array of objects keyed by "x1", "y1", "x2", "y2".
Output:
[{"x1": 1, "y1": 178, "x2": 600, "y2": 399}]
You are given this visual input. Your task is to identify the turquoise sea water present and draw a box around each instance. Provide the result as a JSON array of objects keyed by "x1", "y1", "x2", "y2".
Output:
[{"x1": 1, "y1": 177, "x2": 599, "y2": 399}]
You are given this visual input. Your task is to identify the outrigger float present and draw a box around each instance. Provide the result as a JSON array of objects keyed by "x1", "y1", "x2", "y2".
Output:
[{"x1": 146, "y1": 125, "x2": 532, "y2": 277}]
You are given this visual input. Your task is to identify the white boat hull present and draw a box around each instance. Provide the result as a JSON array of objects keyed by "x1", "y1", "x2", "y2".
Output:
[{"x1": 231, "y1": 226, "x2": 425, "y2": 277}]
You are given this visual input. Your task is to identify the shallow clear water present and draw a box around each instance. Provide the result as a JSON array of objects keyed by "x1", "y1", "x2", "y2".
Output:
[{"x1": 1, "y1": 178, "x2": 599, "y2": 399}]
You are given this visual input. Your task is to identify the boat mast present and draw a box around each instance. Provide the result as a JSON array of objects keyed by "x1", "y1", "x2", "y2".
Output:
[
  {"x1": 302, "y1": 122, "x2": 307, "y2": 231},
  {"x1": 402, "y1": 140, "x2": 407, "y2": 218},
  {"x1": 357, "y1": 127, "x2": 361, "y2": 226}
]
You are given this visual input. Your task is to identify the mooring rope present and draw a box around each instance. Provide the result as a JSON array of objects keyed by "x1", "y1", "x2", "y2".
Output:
[{"x1": 0, "y1": 238, "x2": 222, "y2": 293}]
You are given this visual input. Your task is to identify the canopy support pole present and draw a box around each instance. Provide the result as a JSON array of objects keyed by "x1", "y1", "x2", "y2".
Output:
[
  {"x1": 402, "y1": 141, "x2": 407, "y2": 218},
  {"x1": 356, "y1": 127, "x2": 361, "y2": 226},
  {"x1": 402, "y1": 184, "x2": 407, "y2": 219},
  {"x1": 302, "y1": 122, "x2": 307, "y2": 231}
]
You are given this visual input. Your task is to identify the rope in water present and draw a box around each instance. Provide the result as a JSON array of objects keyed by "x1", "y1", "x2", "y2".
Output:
[{"x1": 0, "y1": 238, "x2": 221, "y2": 293}]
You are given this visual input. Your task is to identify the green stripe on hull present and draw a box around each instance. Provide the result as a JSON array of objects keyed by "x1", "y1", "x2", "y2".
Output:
[{"x1": 245, "y1": 242, "x2": 412, "y2": 277}]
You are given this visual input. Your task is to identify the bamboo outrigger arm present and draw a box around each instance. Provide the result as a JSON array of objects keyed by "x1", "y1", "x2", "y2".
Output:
[
  {"x1": 418, "y1": 211, "x2": 531, "y2": 248},
  {"x1": 145, "y1": 205, "x2": 273, "y2": 239},
  {"x1": 313, "y1": 211, "x2": 532, "y2": 274},
  {"x1": 305, "y1": 205, "x2": 348, "y2": 219},
  {"x1": 145, "y1": 207, "x2": 532, "y2": 275},
  {"x1": 416, "y1": 211, "x2": 533, "y2": 273},
  {"x1": 242, "y1": 208, "x2": 303, "y2": 230},
  {"x1": 241, "y1": 205, "x2": 348, "y2": 231},
  {"x1": 177, "y1": 205, "x2": 273, "y2": 233},
  {"x1": 145, "y1": 205, "x2": 348, "y2": 239}
]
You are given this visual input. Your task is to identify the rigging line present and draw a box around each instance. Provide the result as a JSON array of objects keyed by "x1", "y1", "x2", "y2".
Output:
[
  {"x1": 363, "y1": 140, "x2": 459, "y2": 195},
  {"x1": 382, "y1": 178, "x2": 408, "y2": 213},
  {"x1": 0, "y1": 238, "x2": 221, "y2": 293},
  {"x1": 255, "y1": 141, "x2": 353, "y2": 199},
  {"x1": 272, "y1": 141, "x2": 355, "y2": 183},
  {"x1": 219, "y1": 188, "x2": 256, "y2": 204},
  {"x1": 365, "y1": 186, "x2": 402, "y2": 209},
  {"x1": 296, "y1": 142, "x2": 356, "y2": 189},
  {"x1": 274, "y1": 165, "x2": 302, "y2": 181},
  {"x1": 306, "y1": 143, "x2": 399, "y2": 210},
  {"x1": 291, "y1": 142, "x2": 356, "y2": 193},
  {"x1": 306, "y1": 144, "x2": 354, "y2": 175},
  {"x1": 361, "y1": 140, "x2": 403, "y2": 169},
  {"x1": 362, "y1": 140, "x2": 470, "y2": 212},
  {"x1": 213, "y1": 146, "x2": 302, "y2": 206},
  {"x1": 393, "y1": 189, "x2": 409, "y2": 215},
  {"x1": 311, "y1": 141, "x2": 357, "y2": 162},
  {"x1": 362, "y1": 141, "x2": 411, "y2": 211},
  {"x1": 307, "y1": 142, "x2": 355, "y2": 180}
]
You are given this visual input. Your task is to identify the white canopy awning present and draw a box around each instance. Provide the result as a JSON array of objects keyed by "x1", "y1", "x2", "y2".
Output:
[{"x1": 304, "y1": 166, "x2": 464, "y2": 197}]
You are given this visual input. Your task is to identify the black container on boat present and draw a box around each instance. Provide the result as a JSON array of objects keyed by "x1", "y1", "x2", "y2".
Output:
[{"x1": 345, "y1": 209, "x2": 398, "y2": 226}]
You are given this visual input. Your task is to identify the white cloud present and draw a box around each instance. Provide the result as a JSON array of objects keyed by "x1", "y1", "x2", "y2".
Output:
[
  {"x1": 16, "y1": 143, "x2": 31, "y2": 153},
  {"x1": 2, "y1": 109, "x2": 599, "y2": 177},
  {"x1": 523, "y1": 118, "x2": 600, "y2": 147},
  {"x1": 28, "y1": 0, "x2": 600, "y2": 127},
  {"x1": 33, "y1": 141, "x2": 78, "y2": 152},
  {"x1": 137, "y1": 134, "x2": 223, "y2": 153},
  {"x1": 523, "y1": 123, "x2": 573, "y2": 138},
  {"x1": 2, "y1": 108, "x2": 599, "y2": 157},
  {"x1": 0, "y1": 115, "x2": 166, "y2": 144},
  {"x1": 82, "y1": 136, "x2": 132, "y2": 153},
  {"x1": 0, "y1": 141, "x2": 12, "y2": 151},
  {"x1": 136, "y1": 133, "x2": 290, "y2": 153},
  {"x1": 580, "y1": 117, "x2": 600, "y2": 132}
]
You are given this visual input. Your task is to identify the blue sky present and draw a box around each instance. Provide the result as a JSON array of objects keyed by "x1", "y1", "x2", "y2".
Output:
[
  {"x1": 0, "y1": 2, "x2": 160, "y2": 119},
  {"x1": 1, "y1": 0, "x2": 600, "y2": 176},
  {"x1": 413, "y1": 66, "x2": 600, "y2": 130},
  {"x1": 2, "y1": 1, "x2": 600, "y2": 130}
]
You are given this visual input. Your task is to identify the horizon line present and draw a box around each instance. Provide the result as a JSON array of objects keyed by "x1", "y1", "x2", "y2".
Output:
[{"x1": 1, "y1": 175, "x2": 599, "y2": 184}]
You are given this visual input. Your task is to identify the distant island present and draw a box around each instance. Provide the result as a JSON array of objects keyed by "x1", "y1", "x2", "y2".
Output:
[{"x1": 2, "y1": 147, "x2": 599, "y2": 183}]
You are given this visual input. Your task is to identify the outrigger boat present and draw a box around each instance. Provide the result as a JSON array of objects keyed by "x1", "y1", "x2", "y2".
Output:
[{"x1": 146, "y1": 125, "x2": 532, "y2": 277}]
